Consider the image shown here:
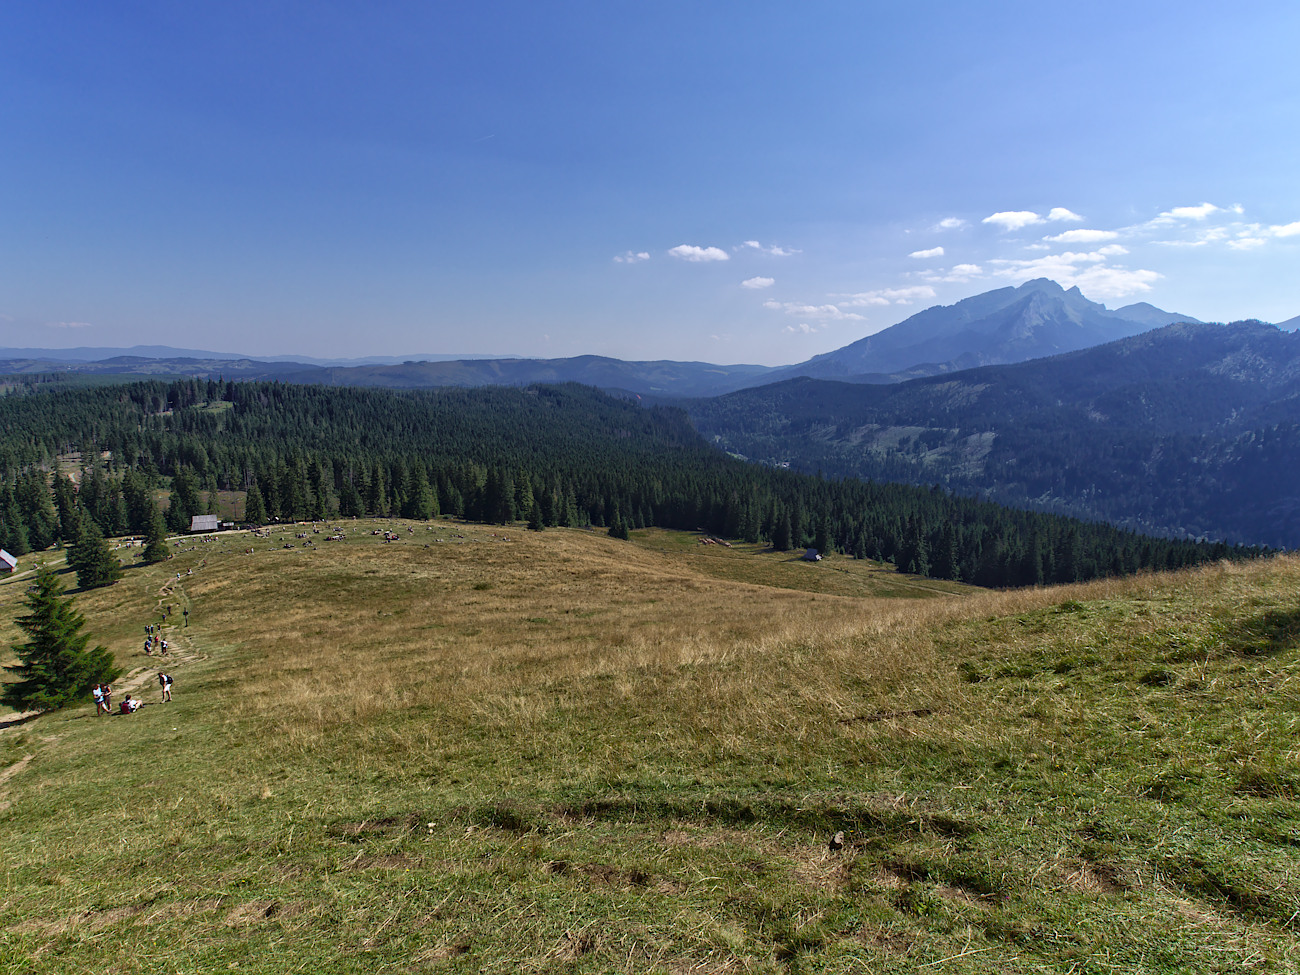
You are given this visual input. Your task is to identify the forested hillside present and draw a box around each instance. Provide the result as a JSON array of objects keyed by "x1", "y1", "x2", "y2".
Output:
[
  {"x1": 689, "y1": 321, "x2": 1300, "y2": 547},
  {"x1": 0, "y1": 377, "x2": 1259, "y2": 587}
]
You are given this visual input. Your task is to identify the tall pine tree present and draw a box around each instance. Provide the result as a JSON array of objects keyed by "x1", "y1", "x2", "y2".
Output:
[
  {"x1": 2, "y1": 567, "x2": 120, "y2": 712},
  {"x1": 68, "y1": 515, "x2": 122, "y2": 590}
]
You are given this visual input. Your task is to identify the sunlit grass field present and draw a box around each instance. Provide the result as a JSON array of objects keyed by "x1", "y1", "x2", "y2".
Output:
[{"x1": 1, "y1": 519, "x2": 1298, "y2": 973}]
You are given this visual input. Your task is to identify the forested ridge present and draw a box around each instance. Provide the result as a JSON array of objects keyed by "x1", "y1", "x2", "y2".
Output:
[
  {"x1": 0, "y1": 377, "x2": 1261, "y2": 587},
  {"x1": 688, "y1": 321, "x2": 1300, "y2": 547}
]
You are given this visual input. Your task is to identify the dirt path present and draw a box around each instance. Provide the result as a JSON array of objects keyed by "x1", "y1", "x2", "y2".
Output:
[
  {"x1": 112, "y1": 576, "x2": 206, "y2": 703},
  {"x1": 2, "y1": 573, "x2": 206, "y2": 732}
]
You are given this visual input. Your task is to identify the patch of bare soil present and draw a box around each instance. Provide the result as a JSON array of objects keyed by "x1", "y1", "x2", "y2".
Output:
[
  {"x1": 545, "y1": 860, "x2": 659, "y2": 890},
  {"x1": 0, "y1": 754, "x2": 33, "y2": 786},
  {"x1": 1061, "y1": 859, "x2": 1127, "y2": 894},
  {"x1": 857, "y1": 923, "x2": 915, "y2": 954},
  {"x1": 935, "y1": 883, "x2": 997, "y2": 909},
  {"x1": 791, "y1": 844, "x2": 854, "y2": 894}
]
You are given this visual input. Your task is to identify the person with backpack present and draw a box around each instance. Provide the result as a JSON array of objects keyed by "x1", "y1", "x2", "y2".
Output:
[{"x1": 158, "y1": 672, "x2": 173, "y2": 703}]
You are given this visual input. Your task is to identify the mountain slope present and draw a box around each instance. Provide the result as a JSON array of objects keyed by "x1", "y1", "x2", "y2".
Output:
[
  {"x1": 688, "y1": 320, "x2": 1300, "y2": 547},
  {"x1": 765, "y1": 278, "x2": 1201, "y2": 382}
]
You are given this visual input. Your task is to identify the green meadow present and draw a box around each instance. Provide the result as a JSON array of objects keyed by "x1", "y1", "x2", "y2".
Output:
[{"x1": 1, "y1": 520, "x2": 1297, "y2": 973}]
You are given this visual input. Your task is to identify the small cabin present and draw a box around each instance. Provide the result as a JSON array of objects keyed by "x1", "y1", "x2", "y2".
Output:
[
  {"x1": 0, "y1": 549, "x2": 16, "y2": 573},
  {"x1": 802, "y1": 548, "x2": 822, "y2": 562},
  {"x1": 189, "y1": 514, "x2": 220, "y2": 533}
]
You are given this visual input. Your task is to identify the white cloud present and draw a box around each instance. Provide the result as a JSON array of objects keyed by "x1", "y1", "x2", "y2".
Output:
[
  {"x1": 1044, "y1": 229, "x2": 1119, "y2": 244},
  {"x1": 668, "y1": 244, "x2": 729, "y2": 262},
  {"x1": 909, "y1": 246, "x2": 945, "y2": 259},
  {"x1": 783, "y1": 322, "x2": 825, "y2": 334},
  {"x1": 920, "y1": 264, "x2": 984, "y2": 284},
  {"x1": 764, "y1": 300, "x2": 864, "y2": 321},
  {"x1": 613, "y1": 250, "x2": 650, "y2": 263},
  {"x1": 742, "y1": 276, "x2": 775, "y2": 289},
  {"x1": 1163, "y1": 202, "x2": 1222, "y2": 221},
  {"x1": 982, "y1": 210, "x2": 1043, "y2": 231},
  {"x1": 1270, "y1": 221, "x2": 1300, "y2": 237},
  {"x1": 741, "y1": 240, "x2": 798, "y2": 257},
  {"x1": 835, "y1": 286, "x2": 937, "y2": 307},
  {"x1": 990, "y1": 250, "x2": 1160, "y2": 298},
  {"x1": 935, "y1": 217, "x2": 966, "y2": 230},
  {"x1": 1228, "y1": 237, "x2": 1267, "y2": 250},
  {"x1": 1096, "y1": 244, "x2": 1129, "y2": 256},
  {"x1": 1047, "y1": 207, "x2": 1084, "y2": 222},
  {"x1": 45, "y1": 320, "x2": 93, "y2": 328}
]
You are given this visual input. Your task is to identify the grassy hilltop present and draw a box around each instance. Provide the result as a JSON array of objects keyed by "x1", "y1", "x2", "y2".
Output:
[{"x1": 0, "y1": 521, "x2": 1298, "y2": 973}]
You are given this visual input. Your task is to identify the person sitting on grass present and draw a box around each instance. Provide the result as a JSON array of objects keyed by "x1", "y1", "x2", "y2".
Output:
[{"x1": 119, "y1": 694, "x2": 141, "y2": 714}]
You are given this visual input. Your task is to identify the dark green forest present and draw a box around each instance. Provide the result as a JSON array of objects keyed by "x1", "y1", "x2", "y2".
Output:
[
  {"x1": 687, "y1": 322, "x2": 1300, "y2": 548},
  {"x1": 0, "y1": 376, "x2": 1261, "y2": 588}
]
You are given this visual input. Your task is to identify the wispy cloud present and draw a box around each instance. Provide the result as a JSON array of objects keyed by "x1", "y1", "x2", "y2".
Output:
[
  {"x1": 668, "y1": 244, "x2": 730, "y2": 262},
  {"x1": 1044, "y1": 229, "x2": 1118, "y2": 244},
  {"x1": 741, "y1": 276, "x2": 775, "y2": 289},
  {"x1": 783, "y1": 322, "x2": 826, "y2": 334},
  {"x1": 935, "y1": 217, "x2": 966, "y2": 230},
  {"x1": 613, "y1": 250, "x2": 650, "y2": 263},
  {"x1": 919, "y1": 264, "x2": 984, "y2": 283},
  {"x1": 45, "y1": 320, "x2": 93, "y2": 328},
  {"x1": 1048, "y1": 207, "x2": 1084, "y2": 222},
  {"x1": 741, "y1": 240, "x2": 798, "y2": 257},
  {"x1": 835, "y1": 286, "x2": 937, "y2": 307},
  {"x1": 909, "y1": 246, "x2": 945, "y2": 259},
  {"x1": 1270, "y1": 221, "x2": 1300, "y2": 238},
  {"x1": 1164, "y1": 202, "x2": 1224, "y2": 220},
  {"x1": 764, "y1": 300, "x2": 864, "y2": 321},
  {"x1": 990, "y1": 249, "x2": 1157, "y2": 298},
  {"x1": 982, "y1": 210, "x2": 1043, "y2": 231}
]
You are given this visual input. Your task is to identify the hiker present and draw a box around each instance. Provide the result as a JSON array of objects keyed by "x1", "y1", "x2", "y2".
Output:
[
  {"x1": 92, "y1": 684, "x2": 105, "y2": 715},
  {"x1": 159, "y1": 639, "x2": 169, "y2": 655},
  {"x1": 158, "y1": 672, "x2": 173, "y2": 702},
  {"x1": 119, "y1": 694, "x2": 140, "y2": 714},
  {"x1": 101, "y1": 683, "x2": 113, "y2": 712}
]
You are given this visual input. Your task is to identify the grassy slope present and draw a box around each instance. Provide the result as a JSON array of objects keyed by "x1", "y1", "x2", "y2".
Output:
[{"x1": 0, "y1": 522, "x2": 1297, "y2": 974}]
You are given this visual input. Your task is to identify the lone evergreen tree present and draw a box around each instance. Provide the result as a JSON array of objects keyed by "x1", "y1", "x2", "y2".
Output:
[
  {"x1": 143, "y1": 507, "x2": 170, "y2": 564},
  {"x1": 2, "y1": 567, "x2": 120, "y2": 713},
  {"x1": 68, "y1": 515, "x2": 122, "y2": 589}
]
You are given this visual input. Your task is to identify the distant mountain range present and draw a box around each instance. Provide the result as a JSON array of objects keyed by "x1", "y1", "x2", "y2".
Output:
[
  {"x1": 0, "y1": 346, "x2": 513, "y2": 366},
  {"x1": 688, "y1": 320, "x2": 1300, "y2": 547},
  {"x1": 5, "y1": 280, "x2": 1298, "y2": 547},
  {"x1": 759, "y1": 278, "x2": 1203, "y2": 383},
  {"x1": 0, "y1": 279, "x2": 1233, "y2": 397}
]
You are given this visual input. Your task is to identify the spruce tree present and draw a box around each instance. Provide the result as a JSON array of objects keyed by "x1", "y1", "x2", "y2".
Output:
[
  {"x1": 143, "y1": 507, "x2": 170, "y2": 564},
  {"x1": 68, "y1": 515, "x2": 122, "y2": 589},
  {"x1": 2, "y1": 567, "x2": 120, "y2": 713},
  {"x1": 244, "y1": 481, "x2": 267, "y2": 524}
]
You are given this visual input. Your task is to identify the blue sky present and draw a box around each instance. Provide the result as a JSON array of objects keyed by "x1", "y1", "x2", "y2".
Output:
[{"x1": 3, "y1": 1, "x2": 1297, "y2": 365}]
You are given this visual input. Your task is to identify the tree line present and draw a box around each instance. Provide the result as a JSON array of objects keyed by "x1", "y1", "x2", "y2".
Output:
[{"x1": 0, "y1": 376, "x2": 1265, "y2": 588}]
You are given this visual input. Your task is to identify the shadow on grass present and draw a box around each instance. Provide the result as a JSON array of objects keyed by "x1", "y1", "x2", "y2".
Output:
[{"x1": 1226, "y1": 607, "x2": 1300, "y2": 657}]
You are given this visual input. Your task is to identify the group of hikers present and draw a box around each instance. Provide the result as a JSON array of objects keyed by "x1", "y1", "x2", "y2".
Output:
[
  {"x1": 92, "y1": 672, "x2": 172, "y2": 715},
  {"x1": 89, "y1": 617, "x2": 179, "y2": 714},
  {"x1": 143, "y1": 622, "x2": 170, "y2": 656}
]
